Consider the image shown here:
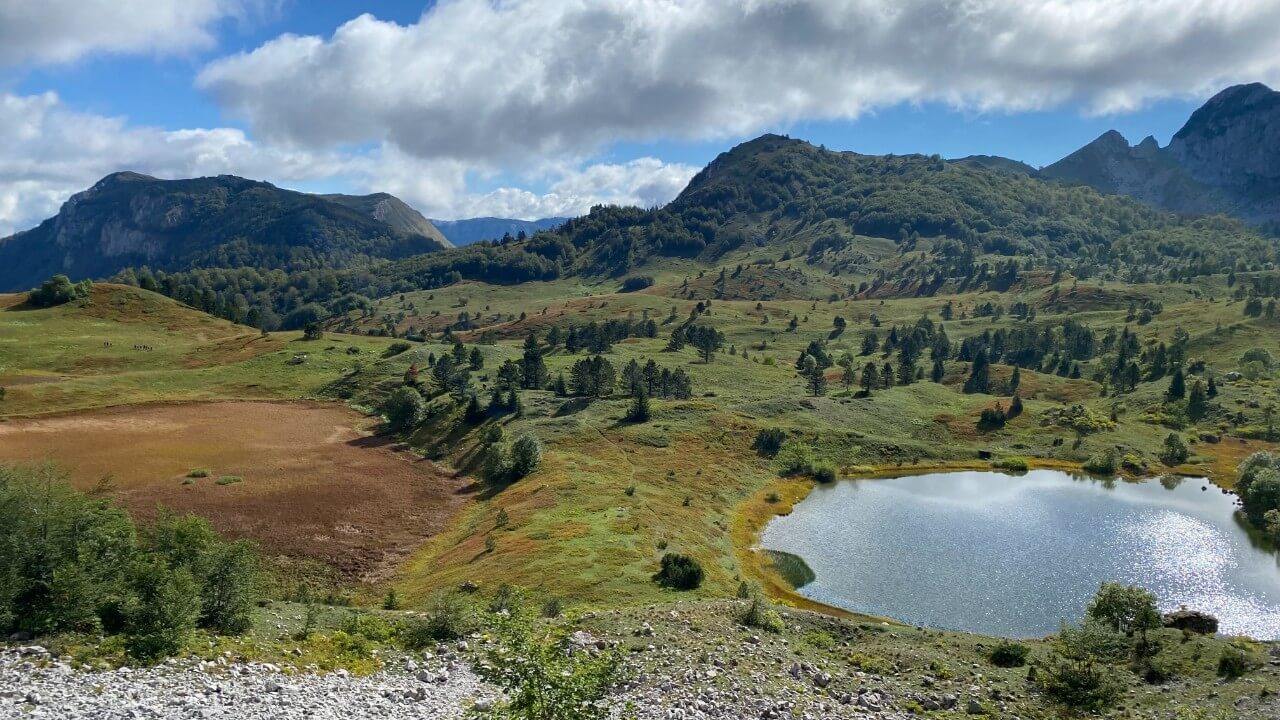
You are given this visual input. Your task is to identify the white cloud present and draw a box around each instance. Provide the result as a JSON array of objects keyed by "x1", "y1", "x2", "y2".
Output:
[
  {"x1": 0, "y1": 91, "x2": 351, "y2": 235},
  {"x1": 0, "y1": 0, "x2": 254, "y2": 67},
  {"x1": 198, "y1": 0, "x2": 1280, "y2": 166},
  {"x1": 443, "y1": 157, "x2": 699, "y2": 220},
  {"x1": 0, "y1": 92, "x2": 696, "y2": 235}
]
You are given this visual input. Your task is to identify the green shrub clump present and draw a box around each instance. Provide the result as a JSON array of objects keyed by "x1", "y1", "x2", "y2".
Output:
[
  {"x1": 653, "y1": 553, "x2": 704, "y2": 590},
  {"x1": 988, "y1": 640, "x2": 1030, "y2": 667},
  {"x1": 0, "y1": 464, "x2": 260, "y2": 662}
]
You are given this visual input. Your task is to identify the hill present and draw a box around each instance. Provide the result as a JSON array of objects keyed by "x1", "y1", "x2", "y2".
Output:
[
  {"x1": 0, "y1": 173, "x2": 449, "y2": 292},
  {"x1": 430, "y1": 216, "x2": 569, "y2": 246},
  {"x1": 1042, "y1": 83, "x2": 1280, "y2": 225},
  {"x1": 322, "y1": 192, "x2": 452, "y2": 248},
  {"x1": 114, "y1": 131, "x2": 1276, "y2": 329}
]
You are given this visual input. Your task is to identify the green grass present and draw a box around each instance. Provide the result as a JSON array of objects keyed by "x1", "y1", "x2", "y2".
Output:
[{"x1": 0, "y1": 284, "x2": 406, "y2": 417}]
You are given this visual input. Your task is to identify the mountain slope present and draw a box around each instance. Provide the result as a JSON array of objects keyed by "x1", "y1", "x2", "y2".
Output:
[
  {"x1": 321, "y1": 192, "x2": 452, "y2": 248},
  {"x1": 0, "y1": 173, "x2": 449, "y2": 291},
  {"x1": 1042, "y1": 83, "x2": 1280, "y2": 224},
  {"x1": 430, "y1": 216, "x2": 569, "y2": 246}
]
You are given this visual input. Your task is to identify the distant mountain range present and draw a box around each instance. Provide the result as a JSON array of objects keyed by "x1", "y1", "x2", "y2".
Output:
[
  {"x1": 430, "y1": 217, "x2": 569, "y2": 246},
  {"x1": 1038, "y1": 83, "x2": 1280, "y2": 225},
  {"x1": 0, "y1": 173, "x2": 450, "y2": 292},
  {"x1": 2, "y1": 83, "x2": 1274, "y2": 296}
]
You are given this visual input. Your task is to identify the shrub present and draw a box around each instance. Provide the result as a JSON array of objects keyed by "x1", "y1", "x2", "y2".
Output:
[
  {"x1": 1217, "y1": 647, "x2": 1253, "y2": 678},
  {"x1": 381, "y1": 341, "x2": 412, "y2": 358},
  {"x1": 382, "y1": 386, "x2": 426, "y2": 431},
  {"x1": 993, "y1": 456, "x2": 1029, "y2": 472},
  {"x1": 186, "y1": 468, "x2": 210, "y2": 478},
  {"x1": 773, "y1": 440, "x2": 815, "y2": 476},
  {"x1": 1036, "y1": 648, "x2": 1123, "y2": 711},
  {"x1": 1159, "y1": 433, "x2": 1190, "y2": 466},
  {"x1": 653, "y1": 553, "x2": 704, "y2": 590},
  {"x1": 1083, "y1": 448, "x2": 1119, "y2": 474},
  {"x1": 811, "y1": 463, "x2": 837, "y2": 483},
  {"x1": 752, "y1": 428, "x2": 787, "y2": 457},
  {"x1": 472, "y1": 605, "x2": 622, "y2": 720},
  {"x1": 28, "y1": 275, "x2": 92, "y2": 308},
  {"x1": 123, "y1": 559, "x2": 202, "y2": 663},
  {"x1": 215, "y1": 475, "x2": 242, "y2": 485},
  {"x1": 401, "y1": 591, "x2": 474, "y2": 646},
  {"x1": 1086, "y1": 582, "x2": 1161, "y2": 636},
  {"x1": 847, "y1": 652, "x2": 893, "y2": 675},
  {"x1": 620, "y1": 275, "x2": 654, "y2": 292},
  {"x1": 989, "y1": 640, "x2": 1030, "y2": 667},
  {"x1": 541, "y1": 597, "x2": 562, "y2": 618},
  {"x1": 738, "y1": 594, "x2": 784, "y2": 633}
]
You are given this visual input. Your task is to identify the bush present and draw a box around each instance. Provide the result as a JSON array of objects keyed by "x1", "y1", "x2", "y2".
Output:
[
  {"x1": 653, "y1": 553, "x2": 704, "y2": 590},
  {"x1": 1036, "y1": 652, "x2": 1122, "y2": 712},
  {"x1": 400, "y1": 591, "x2": 474, "y2": 647},
  {"x1": 472, "y1": 604, "x2": 622, "y2": 720},
  {"x1": 1159, "y1": 433, "x2": 1190, "y2": 466},
  {"x1": 123, "y1": 559, "x2": 202, "y2": 663},
  {"x1": 847, "y1": 652, "x2": 893, "y2": 675},
  {"x1": 1217, "y1": 646, "x2": 1253, "y2": 678},
  {"x1": 1086, "y1": 582, "x2": 1161, "y2": 636},
  {"x1": 752, "y1": 428, "x2": 787, "y2": 457},
  {"x1": 1083, "y1": 448, "x2": 1119, "y2": 474},
  {"x1": 993, "y1": 456, "x2": 1029, "y2": 472},
  {"x1": 773, "y1": 440, "x2": 815, "y2": 476},
  {"x1": 811, "y1": 463, "x2": 837, "y2": 483},
  {"x1": 215, "y1": 475, "x2": 242, "y2": 485},
  {"x1": 989, "y1": 640, "x2": 1030, "y2": 667},
  {"x1": 186, "y1": 468, "x2": 210, "y2": 478},
  {"x1": 738, "y1": 594, "x2": 784, "y2": 633},
  {"x1": 382, "y1": 386, "x2": 426, "y2": 431},
  {"x1": 620, "y1": 275, "x2": 654, "y2": 292},
  {"x1": 382, "y1": 341, "x2": 412, "y2": 358},
  {"x1": 27, "y1": 275, "x2": 92, "y2": 308},
  {"x1": 0, "y1": 466, "x2": 261, "y2": 658}
]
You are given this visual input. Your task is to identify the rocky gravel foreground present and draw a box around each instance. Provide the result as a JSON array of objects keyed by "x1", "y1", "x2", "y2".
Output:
[
  {"x1": 1, "y1": 646, "x2": 492, "y2": 720},
  {"x1": 1, "y1": 641, "x2": 905, "y2": 720}
]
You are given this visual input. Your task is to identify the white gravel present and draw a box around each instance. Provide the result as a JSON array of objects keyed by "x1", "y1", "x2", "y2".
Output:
[{"x1": 1, "y1": 647, "x2": 491, "y2": 720}]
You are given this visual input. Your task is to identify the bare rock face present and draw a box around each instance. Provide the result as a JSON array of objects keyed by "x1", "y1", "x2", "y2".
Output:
[{"x1": 1042, "y1": 83, "x2": 1280, "y2": 225}]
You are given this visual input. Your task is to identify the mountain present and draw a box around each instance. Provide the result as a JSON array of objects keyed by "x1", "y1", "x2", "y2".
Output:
[
  {"x1": 322, "y1": 193, "x2": 452, "y2": 248},
  {"x1": 430, "y1": 217, "x2": 569, "y2": 246},
  {"x1": 0, "y1": 173, "x2": 450, "y2": 292},
  {"x1": 1042, "y1": 83, "x2": 1280, "y2": 224}
]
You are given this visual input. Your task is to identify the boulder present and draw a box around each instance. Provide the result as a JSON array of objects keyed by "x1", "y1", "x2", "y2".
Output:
[{"x1": 1162, "y1": 608, "x2": 1219, "y2": 634}]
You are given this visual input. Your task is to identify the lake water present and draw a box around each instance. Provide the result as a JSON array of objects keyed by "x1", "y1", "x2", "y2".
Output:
[{"x1": 759, "y1": 469, "x2": 1280, "y2": 638}]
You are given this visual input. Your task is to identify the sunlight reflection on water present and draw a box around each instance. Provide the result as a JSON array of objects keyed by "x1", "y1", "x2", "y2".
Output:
[{"x1": 760, "y1": 470, "x2": 1280, "y2": 638}]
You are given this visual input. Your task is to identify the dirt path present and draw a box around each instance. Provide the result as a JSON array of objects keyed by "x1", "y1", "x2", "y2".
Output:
[{"x1": 0, "y1": 401, "x2": 470, "y2": 581}]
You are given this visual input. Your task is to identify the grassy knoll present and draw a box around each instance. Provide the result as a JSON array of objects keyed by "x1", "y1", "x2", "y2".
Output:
[{"x1": 0, "y1": 284, "x2": 403, "y2": 416}]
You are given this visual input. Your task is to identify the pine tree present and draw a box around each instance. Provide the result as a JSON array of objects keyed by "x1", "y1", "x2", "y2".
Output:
[
  {"x1": 963, "y1": 350, "x2": 991, "y2": 394},
  {"x1": 1166, "y1": 368, "x2": 1186, "y2": 402},
  {"x1": 861, "y1": 362, "x2": 878, "y2": 395},
  {"x1": 931, "y1": 359, "x2": 945, "y2": 383},
  {"x1": 1187, "y1": 379, "x2": 1208, "y2": 421},
  {"x1": 801, "y1": 354, "x2": 827, "y2": 397}
]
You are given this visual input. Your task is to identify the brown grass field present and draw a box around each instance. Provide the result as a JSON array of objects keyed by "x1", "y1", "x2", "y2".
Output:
[{"x1": 0, "y1": 401, "x2": 469, "y2": 580}]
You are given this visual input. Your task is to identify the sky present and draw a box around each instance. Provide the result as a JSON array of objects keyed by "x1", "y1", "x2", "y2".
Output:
[{"x1": 2, "y1": 0, "x2": 1279, "y2": 238}]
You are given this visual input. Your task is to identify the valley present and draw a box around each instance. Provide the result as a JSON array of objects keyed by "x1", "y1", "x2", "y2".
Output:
[{"x1": 3, "y1": 88, "x2": 1280, "y2": 719}]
